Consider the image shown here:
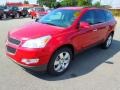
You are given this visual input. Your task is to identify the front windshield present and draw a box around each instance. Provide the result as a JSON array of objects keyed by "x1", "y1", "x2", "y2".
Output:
[
  {"x1": 0, "y1": 6, "x2": 4, "y2": 10},
  {"x1": 38, "y1": 9, "x2": 80, "y2": 27},
  {"x1": 35, "y1": 8, "x2": 44, "y2": 12}
]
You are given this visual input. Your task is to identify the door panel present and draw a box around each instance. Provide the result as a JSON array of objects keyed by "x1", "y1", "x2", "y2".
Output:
[
  {"x1": 77, "y1": 10, "x2": 100, "y2": 49},
  {"x1": 93, "y1": 23, "x2": 108, "y2": 41},
  {"x1": 94, "y1": 10, "x2": 109, "y2": 41},
  {"x1": 79, "y1": 26, "x2": 99, "y2": 48}
]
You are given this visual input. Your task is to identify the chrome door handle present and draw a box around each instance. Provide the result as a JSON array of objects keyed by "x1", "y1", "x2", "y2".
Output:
[{"x1": 93, "y1": 29, "x2": 98, "y2": 32}]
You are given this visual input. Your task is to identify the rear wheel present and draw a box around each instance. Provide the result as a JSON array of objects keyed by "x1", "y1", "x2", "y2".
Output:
[
  {"x1": 101, "y1": 33, "x2": 113, "y2": 49},
  {"x1": 16, "y1": 13, "x2": 20, "y2": 18},
  {"x1": 47, "y1": 47, "x2": 73, "y2": 76},
  {"x1": 3, "y1": 13, "x2": 7, "y2": 19},
  {"x1": 12, "y1": 15, "x2": 15, "y2": 19}
]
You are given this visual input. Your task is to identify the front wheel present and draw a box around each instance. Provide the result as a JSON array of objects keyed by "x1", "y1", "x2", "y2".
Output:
[
  {"x1": 31, "y1": 16, "x2": 34, "y2": 19},
  {"x1": 23, "y1": 14, "x2": 27, "y2": 17},
  {"x1": 47, "y1": 47, "x2": 73, "y2": 76},
  {"x1": 101, "y1": 33, "x2": 113, "y2": 49}
]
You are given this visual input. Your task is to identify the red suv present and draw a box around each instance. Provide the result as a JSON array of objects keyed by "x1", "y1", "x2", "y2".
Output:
[{"x1": 6, "y1": 7, "x2": 116, "y2": 75}]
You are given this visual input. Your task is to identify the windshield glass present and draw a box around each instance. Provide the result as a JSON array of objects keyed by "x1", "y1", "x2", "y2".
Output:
[
  {"x1": 38, "y1": 9, "x2": 80, "y2": 27},
  {"x1": 0, "y1": 6, "x2": 4, "y2": 10},
  {"x1": 35, "y1": 8, "x2": 45, "y2": 12}
]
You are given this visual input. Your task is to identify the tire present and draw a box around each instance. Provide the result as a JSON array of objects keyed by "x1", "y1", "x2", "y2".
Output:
[
  {"x1": 0, "y1": 16, "x2": 2, "y2": 20},
  {"x1": 101, "y1": 33, "x2": 113, "y2": 49},
  {"x1": 47, "y1": 47, "x2": 73, "y2": 76},
  {"x1": 23, "y1": 15, "x2": 26, "y2": 17},
  {"x1": 31, "y1": 16, "x2": 34, "y2": 19},
  {"x1": 12, "y1": 15, "x2": 15, "y2": 19},
  {"x1": 16, "y1": 13, "x2": 20, "y2": 18},
  {"x1": 2, "y1": 13, "x2": 7, "y2": 19}
]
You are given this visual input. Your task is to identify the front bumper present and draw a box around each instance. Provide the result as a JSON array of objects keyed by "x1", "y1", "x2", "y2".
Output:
[
  {"x1": 6, "y1": 43, "x2": 52, "y2": 71},
  {"x1": 8, "y1": 56, "x2": 47, "y2": 71}
]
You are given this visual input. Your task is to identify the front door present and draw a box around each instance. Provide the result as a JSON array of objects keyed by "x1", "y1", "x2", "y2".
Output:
[{"x1": 78, "y1": 10, "x2": 99, "y2": 49}]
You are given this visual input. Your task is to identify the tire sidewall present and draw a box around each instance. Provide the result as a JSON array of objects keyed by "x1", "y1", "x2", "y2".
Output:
[
  {"x1": 47, "y1": 47, "x2": 73, "y2": 76},
  {"x1": 16, "y1": 13, "x2": 20, "y2": 18},
  {"x1": 104, "y1": 34, "x2": 113, "y2": 49},
  {"x1": 3, "y1": 13, "x2": 7, "y2": 19}
]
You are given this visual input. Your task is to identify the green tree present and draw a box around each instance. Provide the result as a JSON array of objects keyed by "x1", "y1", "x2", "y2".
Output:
[
  {"x1": 60, "y1": 0, "x2": 77, "y2": 6},
  {"x1": 60, "y1": 0, "x2": 92, "y2": 7},
  {"x1": 77, "y1": 0, "x2": 92, "y2": 6},
  {"x1": 37, "y1": 0, "x2": 56, "y2": 7},
  {"x1": 93, "y1": 1, "x2": 101, "y2": 7},
  {"x1": 24, "y1": 0, "x2": 29, "y2": 4},
  {"x1": 53, "y1": 2, "x2": 62, "y2": 8}
]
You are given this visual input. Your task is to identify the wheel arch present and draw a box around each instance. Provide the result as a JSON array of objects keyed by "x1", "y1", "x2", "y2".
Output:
[
  {"x1": 111, "y1": 31, "x2": 114, "y2": 36},
  {"x1": 52, "y1": 44, "x2": 75, "y2": 57}
]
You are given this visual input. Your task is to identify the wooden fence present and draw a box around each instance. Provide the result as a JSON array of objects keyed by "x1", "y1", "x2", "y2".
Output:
[{"x1": 109, "y1": 9, "x2": 120, "y2": 17}]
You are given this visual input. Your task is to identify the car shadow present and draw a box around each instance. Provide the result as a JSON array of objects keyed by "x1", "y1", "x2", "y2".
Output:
[
  {"x1": 0, "y1": 16, "x2": 30, "y2": 21},
  {"x1": 24, "y1": 40, "x2": 120, "y2": 81}
]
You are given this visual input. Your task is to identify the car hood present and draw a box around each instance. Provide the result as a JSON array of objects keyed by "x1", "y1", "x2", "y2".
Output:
[{"x1": 9, "y1": 22, "x2": 65, "y2": 40}]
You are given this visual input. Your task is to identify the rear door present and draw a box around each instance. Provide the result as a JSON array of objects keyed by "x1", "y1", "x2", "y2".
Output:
[{"x1": 93, "y1": 9, "x2": 109, "y2": 41}]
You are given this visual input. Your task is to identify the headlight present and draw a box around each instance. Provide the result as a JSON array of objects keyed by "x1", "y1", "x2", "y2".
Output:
[{"x1": 22, "y1": 35, "x2": 51, "y2": 48}]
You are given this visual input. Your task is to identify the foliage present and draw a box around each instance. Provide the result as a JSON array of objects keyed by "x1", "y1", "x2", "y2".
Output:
[
  {"x1": 37, "y1": 0, "x2": 56, "y2": 7},
  {"x1": 77, "y1": 0, "x2": 92, "y2": 6},
  {"x1": 60, "y1": 0, "x2": 78, "y2": 7},
  {"x1": 60, "y1": 0, "x2": 92, "y2": 7},
  {"x1": 53, "y1": 2, "x2": 62, "y2": 8},
  {"x1": 24, "y1": 0, "x2": 29, "y2": 4},
  {"x1": 93, "y1": 1, "x2": 101, "y2": 7}
]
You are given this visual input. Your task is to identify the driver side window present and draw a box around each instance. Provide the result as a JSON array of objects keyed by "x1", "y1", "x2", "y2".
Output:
[{"x1": 80, "y1": 10, "x2": 95, "y2": 25}]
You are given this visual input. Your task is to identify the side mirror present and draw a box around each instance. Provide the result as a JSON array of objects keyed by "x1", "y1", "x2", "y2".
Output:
[{"x1": 79, "y1": 22, "x2": 91, "y2": 29}]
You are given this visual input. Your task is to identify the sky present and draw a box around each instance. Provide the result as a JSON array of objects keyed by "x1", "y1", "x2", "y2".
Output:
[
  {"x1": 93, "y1": 0, "x2": 120, "y2": 7},
  {"x1": 0, "y1": 0, "x2": 120, "y2": 7}
]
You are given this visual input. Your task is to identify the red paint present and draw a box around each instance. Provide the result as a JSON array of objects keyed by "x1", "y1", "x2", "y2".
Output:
[
  {"x1": 30, "y1": 7, "x2": 47, "y2": 18},
  {"x1": 6, "y1": 7, "x2": 116, "y2": 69}
]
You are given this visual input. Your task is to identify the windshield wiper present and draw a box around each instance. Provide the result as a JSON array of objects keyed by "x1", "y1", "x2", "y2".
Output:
[{"x1": 41, "y1": 22, "x2": 57, "y2": 26}]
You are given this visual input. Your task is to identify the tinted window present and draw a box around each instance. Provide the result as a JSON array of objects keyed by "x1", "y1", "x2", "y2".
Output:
[
  {"x1": 94, "y1": 10, "x2": 106, "y2": 24},
  {"x1": 35, "y1": 8, "x2": 45, "y2": 12},
  {"x1": 0, "y1": 6, "x2": 4, "y2": 10},
  {"x1": 80, "y1": 10, "x2": 95, "y2": 25},
  {"x1": 39, "y1": 9, "x2": 80, "y2": 27},
  {"x1": 105, "y1": 11, "x2": 113, "y2": 21},
  {"x1": 13, "y1": 7, "x2": 18, "y2": 11}
]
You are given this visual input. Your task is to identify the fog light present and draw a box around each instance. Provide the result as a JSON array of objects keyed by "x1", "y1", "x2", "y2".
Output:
[{"x1": 21, "y1": 59, "x2": 39, "y2": 64}]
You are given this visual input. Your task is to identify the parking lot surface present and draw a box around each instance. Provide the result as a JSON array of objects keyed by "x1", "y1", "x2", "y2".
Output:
[{"x1": 0, "y1": 18, "x2": 120, "y2": 90}]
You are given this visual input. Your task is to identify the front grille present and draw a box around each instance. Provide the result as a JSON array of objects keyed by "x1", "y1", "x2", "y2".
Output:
[
  {"x1": 6, "y1": 46, "x2": 16, "y2": 54},
  {"x1": 8, "y1": 37, "x2": 21, "y2": 45}
]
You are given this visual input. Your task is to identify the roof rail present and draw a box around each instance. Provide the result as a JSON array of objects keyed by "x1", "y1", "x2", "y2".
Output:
[{"x1": 83, "y1": 6, "x2": 109, "y2": 9}]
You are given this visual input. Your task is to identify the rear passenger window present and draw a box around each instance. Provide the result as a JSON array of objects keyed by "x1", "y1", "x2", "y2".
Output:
[
  {"x1": 106, "y1": 11, "x2": 113, "y2": 21},
  {"x1": 94, "y1": 10, "x2": 106, "y2": 24},
  {"x1": 80, "y1": 10, "x2": 95, "y2": 25}
]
